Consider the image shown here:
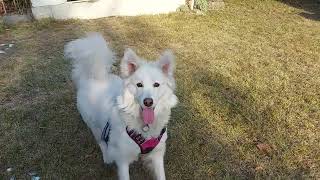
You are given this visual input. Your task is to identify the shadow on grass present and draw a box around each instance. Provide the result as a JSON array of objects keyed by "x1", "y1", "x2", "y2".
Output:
[
  {"x1": 279, "y1": 0, "x2": 320, "y2": 21},
  {"x1": 168, "y1": 69, "x2": 261, "y2": 179},
  {"x1": 0, "y1": 21, "x2": 119, "y2": 179}
]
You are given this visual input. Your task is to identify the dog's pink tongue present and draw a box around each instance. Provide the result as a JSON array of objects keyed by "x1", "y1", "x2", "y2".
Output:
[{"x1": 142, "y1": 108, "x2": 154, "y2": 125}]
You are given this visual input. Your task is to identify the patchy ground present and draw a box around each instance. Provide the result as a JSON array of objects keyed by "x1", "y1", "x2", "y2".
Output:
[{"x1": 0, "y1": 0, "x2": 319, "y2": 179}]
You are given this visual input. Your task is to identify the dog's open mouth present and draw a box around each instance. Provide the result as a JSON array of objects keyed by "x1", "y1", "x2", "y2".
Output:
[{"x1": 141, "y1": 107, "x2": 155, "y2": 125}]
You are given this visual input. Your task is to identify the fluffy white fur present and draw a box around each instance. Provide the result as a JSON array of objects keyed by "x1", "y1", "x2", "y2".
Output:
[{"x1": 65, "y1": 33, "x2": 178, "y2": 180}]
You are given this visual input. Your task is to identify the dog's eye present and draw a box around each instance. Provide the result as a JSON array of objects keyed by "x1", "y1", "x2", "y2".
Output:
[
  {"x1": 153, "y1": 82, "x2": 160, "y2": 87},
  {"x1": 136, "y1": 83, "x2": 143, "y2": 88}
]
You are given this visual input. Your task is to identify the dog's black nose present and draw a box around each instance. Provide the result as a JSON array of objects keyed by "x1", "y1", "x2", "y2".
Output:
[{"x1": 143, "y1": 98, "x2": 153, "y2": 107}]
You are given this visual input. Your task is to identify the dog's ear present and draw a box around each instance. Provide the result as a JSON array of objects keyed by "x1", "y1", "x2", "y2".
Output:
[
  {"x1": 158, "y1": 50, "x2": 175, "y2": 76},
  {"x1": 121, "y1": 48, "x2": 140, "y2": 77}
]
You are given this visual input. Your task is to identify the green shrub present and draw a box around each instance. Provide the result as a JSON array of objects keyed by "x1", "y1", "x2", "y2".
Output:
[{"x1": 195, "y1": 0, "x2": 208, "y2": 11}]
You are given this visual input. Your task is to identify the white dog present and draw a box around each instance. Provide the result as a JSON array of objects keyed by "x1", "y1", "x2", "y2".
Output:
[{"x1": 65, "y1": 33, "x2": 178, "y2": 180}]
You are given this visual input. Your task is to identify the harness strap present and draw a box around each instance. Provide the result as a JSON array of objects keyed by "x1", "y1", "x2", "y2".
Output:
[
  {"x1": 101, "y1": 122, "x2": 166, "y2": 154},
  {"x1": 126, "y1": 127, "x2": 166, "y2": 154},
  {"x1": 101, "y1": 122, "x2": 111, "y2": 145}
]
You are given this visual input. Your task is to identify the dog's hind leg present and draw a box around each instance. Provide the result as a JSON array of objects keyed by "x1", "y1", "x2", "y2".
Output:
[{"x1": 98, "y1": 142, "x2": 109, "y2": 164}]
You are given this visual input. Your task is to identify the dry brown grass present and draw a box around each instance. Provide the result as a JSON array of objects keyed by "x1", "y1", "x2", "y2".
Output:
[{"x1": 1, "y1": 0, "x2": 319, "y2": 179}]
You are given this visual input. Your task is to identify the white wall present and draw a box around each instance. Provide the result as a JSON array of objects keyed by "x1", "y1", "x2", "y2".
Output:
[{"x1": 32, "y1": 0, "x2": 185, "y2": 19}]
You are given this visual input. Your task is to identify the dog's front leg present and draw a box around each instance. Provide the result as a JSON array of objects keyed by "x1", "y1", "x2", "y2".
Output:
[
  {"x1": 144, "y1": 149, "x2": 166, "y2": 180},
  {"x1": 116, "y1": 161, "x2": 130, "y2": 180},
  {"x1": 151, "y1": 155, "x2": 166, "y2": 180}
]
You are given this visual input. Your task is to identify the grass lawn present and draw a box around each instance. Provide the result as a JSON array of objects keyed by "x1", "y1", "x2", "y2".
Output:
[{"x1": 1, "y1": 0, "x2": 319, "y2": 179}]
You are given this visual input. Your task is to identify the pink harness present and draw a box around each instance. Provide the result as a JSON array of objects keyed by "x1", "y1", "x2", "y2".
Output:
[
  {"x1": 102, "y1": 122, "x2": 166, "y2": 154},
  {"x1": 126, "y1": 127, "x2": 166, "y2": 154}
]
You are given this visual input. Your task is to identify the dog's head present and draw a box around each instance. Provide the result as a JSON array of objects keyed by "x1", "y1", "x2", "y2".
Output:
[{"x1": 119, "y1": 49, "x2": 178, "y2": 126}]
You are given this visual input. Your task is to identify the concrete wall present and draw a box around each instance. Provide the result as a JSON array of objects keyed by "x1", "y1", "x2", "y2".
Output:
[{"x1": 32, "y1": 0, "x2": 185, "y2": 20}]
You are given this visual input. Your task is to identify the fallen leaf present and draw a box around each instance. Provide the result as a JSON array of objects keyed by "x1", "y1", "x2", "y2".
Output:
[
  {"x1": 255, "y1": 165, "x2": 264, "y2": 172},
  {"x1": 256, "y1": 143, "x2": 272, "y2": 155}
]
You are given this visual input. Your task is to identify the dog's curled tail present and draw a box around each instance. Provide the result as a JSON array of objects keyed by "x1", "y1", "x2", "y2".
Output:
[{"x1": 65, "y1": 33, "x2": 115, "y2": 87}]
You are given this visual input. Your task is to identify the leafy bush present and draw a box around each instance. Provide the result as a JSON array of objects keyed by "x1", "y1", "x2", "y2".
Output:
[{"x1": 195, "y1": 0, "x2": 208, "y2": 11}]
